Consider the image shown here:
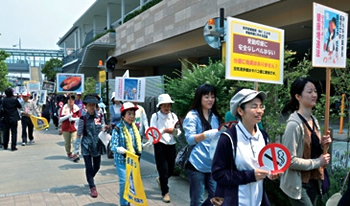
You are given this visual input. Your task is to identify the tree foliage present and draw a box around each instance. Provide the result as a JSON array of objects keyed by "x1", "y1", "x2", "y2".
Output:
[
  {"x1": 84, "y1": 77, "x2": 97, "y2": 96},
  {"x1": 41, "y1": 58, "x2": 63, "y2": 82},
  {"x1": 0, "y1": 50, "x2": 12, "y2": 91}
]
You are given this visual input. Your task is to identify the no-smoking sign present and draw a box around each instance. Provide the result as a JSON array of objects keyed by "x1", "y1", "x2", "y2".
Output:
[
  {"x1": 145, "y1": 127, "x2": 161, "y2": 144},
  {"x1": 258, "y1": 143, "x2": 291, "y2": 174}
]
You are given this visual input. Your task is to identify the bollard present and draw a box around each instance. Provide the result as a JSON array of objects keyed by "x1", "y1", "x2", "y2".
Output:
[{"x1": 339, "y1": 94, "x2": 345, "y2": 134}]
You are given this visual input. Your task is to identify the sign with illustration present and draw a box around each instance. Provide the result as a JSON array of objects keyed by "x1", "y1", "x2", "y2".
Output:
[
  {"x1": 225, "y1": 17, "x2": 284, "y2": 84},
  {"x1": 26, "y1": 81, "x2": 40, "y2": 93},
  {"x1": 56, "y1": 73, "x2": 84, "y2": 93},
  {"x1": 312, "y1": 3, "x2": 348, "y2": 68},
  {"x1": 258, "y1": 143, "x2": 291, "y2": 174},
  {"x1": 42, "y1": 81, "x2": 56, "y2": 93},
  {"x1": 38, "y1": 90, "x2": 47, "y2": 105},
  {"x1": 14, "y1": 86, "x2": 26, "y2": 94},
  {"x1": 115, "y1": 77, "x2": 146, "y2": 103}
]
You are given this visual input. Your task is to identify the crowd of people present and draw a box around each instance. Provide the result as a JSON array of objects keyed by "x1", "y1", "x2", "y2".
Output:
[{"x1": 0, "y1": 79, "x2": 349, "y2": 206}]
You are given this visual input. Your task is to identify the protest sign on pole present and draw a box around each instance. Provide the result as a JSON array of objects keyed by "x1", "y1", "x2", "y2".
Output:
[
  {"x1": 312, "y1": 3, "x2": 348, "y2": 153},
  {"x1": 225, "y1": 17, "x2": 284, "y2": 85}
]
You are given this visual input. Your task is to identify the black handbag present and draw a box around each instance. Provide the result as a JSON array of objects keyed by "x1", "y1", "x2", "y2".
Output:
[
  {"x1": 107, "y1": 141, "x2": 114, "y2": 159},
  {"x1": 175, "y1": 144, "x2": 195, "y2": 170}
]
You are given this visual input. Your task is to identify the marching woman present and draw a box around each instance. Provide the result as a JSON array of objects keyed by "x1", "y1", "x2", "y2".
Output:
[
  {"x1": 59, "y1": 93, "x2": 81, "y2": 158},
  {"x1": 211, "y1": 88, "x2": 280, "y2": 206},
  {"x1": 76, "y1": 95, "x2": 106, "y2": 197},
  {"x1": 110, "y1": 102, "x2": 142, "y2": 206},
  {"x1": 280, "y1": 77, "x2": 331, "y2": 206},
  {"x1": 148, "y1": 94, "x2": 181, "y2": 203},
  {"x1": 183, "y1": 84, "x2": 221, "y2": 206}
]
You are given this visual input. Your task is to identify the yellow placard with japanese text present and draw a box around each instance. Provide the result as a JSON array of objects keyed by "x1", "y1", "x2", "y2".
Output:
[
  {"x1": 225, "y1": 17, "x2": 284, "y2": 84},
  {"x1": 123, "y1": 151, "x2": 148, "y2": 206}
]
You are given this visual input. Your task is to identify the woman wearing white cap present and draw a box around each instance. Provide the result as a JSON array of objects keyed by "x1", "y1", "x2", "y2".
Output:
[
  {"x1": 148, "y1": 94, "x2": 181, "y2": 203},
  {"x1": 211, "y1": 88, "x2": 280, "y2": 206}
]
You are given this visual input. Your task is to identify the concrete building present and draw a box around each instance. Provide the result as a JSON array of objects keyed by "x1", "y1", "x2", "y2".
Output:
[{"x1": 57, "y1": 0, "x2": 350, "y2": 81}]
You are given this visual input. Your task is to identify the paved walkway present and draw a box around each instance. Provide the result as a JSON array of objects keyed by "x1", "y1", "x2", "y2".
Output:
[
  {"x1": 0, "y1": 123, "x2": 190, "y2": 206},
  {"x1": 1, "y1": 121, "x2": 349, "y2": 206}
]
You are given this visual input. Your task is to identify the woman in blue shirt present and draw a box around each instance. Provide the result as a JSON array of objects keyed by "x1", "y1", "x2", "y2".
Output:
[
  {"x1": 183, "y1": 84, "x2": 221, "y2": 206},
  {"x1": 110, "y1": 102, "x2": 142, "y2": 206}
]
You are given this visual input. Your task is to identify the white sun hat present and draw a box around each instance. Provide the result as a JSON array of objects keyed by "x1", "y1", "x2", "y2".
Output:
[{"x1": 157, "y1": 94, "x2": 174, "y2": 108}]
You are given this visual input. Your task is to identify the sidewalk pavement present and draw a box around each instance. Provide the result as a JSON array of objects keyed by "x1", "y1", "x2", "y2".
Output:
[
  {"x1": 0, "y1": 123, "x2": 191, "y2": 206},
  {"x1": 1, "y1": 121, "x2": 349, "y2": 206}
]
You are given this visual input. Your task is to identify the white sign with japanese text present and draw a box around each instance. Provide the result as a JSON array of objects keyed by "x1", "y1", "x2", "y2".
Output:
[{"x1": 312, "y1": 3, "x2": 348, "y2": 68}]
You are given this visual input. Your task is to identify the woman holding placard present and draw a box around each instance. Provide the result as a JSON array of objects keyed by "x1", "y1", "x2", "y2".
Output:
[
  {"x1": 148, "y1": 94, "x2": 181, "y2": 203},
  {"x1": 280, "y1": 77, "x2": 332, "y2": 206},
  {"x1": 212, "y1": 88, "x2": 279, "y2": 206}
]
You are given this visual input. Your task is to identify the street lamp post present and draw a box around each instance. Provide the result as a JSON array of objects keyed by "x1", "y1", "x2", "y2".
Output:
[{"x1": 12, "y1": 38, "x2": 21, "y2": 49}]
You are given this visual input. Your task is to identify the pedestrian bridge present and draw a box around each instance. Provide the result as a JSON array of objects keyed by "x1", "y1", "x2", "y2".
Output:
[{"x1": 1, "y1": 48, "x2": 64, "y2": 83}]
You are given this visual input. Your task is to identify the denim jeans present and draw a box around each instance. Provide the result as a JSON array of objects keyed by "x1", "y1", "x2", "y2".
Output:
[
  {"x1": 116, "y1": 161, "x2": 129, "y2": 206},
  {"x1": 288, "y1": 179, "x2": 319, "y2": 206},
  {"x1": 83, "y1": 155, "x2": 101, "y2": 189},
  {"x1": 186, "y1": 168, "x2": 216, "y2": 206}
]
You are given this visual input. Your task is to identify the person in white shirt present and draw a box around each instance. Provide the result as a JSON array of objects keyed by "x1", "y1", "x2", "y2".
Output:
[
  {"x1": 133, "y1": 102, "x2": 149, "y2": 139},
  {"x1": 147, "y1": 94, "x2": 181, "y2": 203}
]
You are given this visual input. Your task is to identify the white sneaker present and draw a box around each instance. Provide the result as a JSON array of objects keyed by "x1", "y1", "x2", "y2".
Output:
[
  {"x1": 22, "y1": 142, "x2": 26, "y2": 146},
  {"x1": 29, "y1": 140, "x2": 35, "y2": 144}
]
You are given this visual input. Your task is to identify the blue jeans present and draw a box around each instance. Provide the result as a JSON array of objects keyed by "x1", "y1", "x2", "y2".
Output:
[
  {"x1": 186, "y1": 168, "x2": 216, "y2": 206},
  {"x1": 116, "y1": 161, "x2": 129, "y2": 206},
  {"x1": 288, "y1": 179, "x2": 319, "y2": 206}
]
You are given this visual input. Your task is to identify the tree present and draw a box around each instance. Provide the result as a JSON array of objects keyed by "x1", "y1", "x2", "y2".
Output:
[
  {"x1": 0, "y1": 50, "x2": 12, "y2": 91},
  {"x1": 41, "y1": 58, "x2": 63, "y2": 82},
  {"x1": 84, "y1": 77, "x2": 97, "y2": 95}
]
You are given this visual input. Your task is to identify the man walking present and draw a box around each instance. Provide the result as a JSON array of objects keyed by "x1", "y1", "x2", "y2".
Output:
[
  {"x1": 2, "y1": 88, "x2": 22, "y2": 151},
  {"x1": 20, "y1": 91, "x2": 40, "y2": 146}
]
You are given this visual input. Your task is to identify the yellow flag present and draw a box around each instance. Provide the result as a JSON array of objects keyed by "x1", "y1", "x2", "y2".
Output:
[
  {"x1": 29, "y1": 115, "x2": 49, "y2": 130},
  {"x1": 124, "y1": 151, "x2": 148, "y2": 206}
]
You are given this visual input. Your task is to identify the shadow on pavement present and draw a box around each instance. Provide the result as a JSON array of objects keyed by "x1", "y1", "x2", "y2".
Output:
[
  {"x1": 49, "y1": 185, "x2": 87, "y2": 197},
  {"x1": 44, "y1": 155, "x2": 68, "y2": 160},
  {"x1": 144, "y1": 188, "x2": 162, "y2": 201},
  {"x1": 84, "y1": 202, "x2": 118, "y2": 206},
  {"x1": 58, "y1": 163, "x2": 85, "y2": 170},
  {"x1": 99, "y1": 168, "x2": 117, "y2": 176}
]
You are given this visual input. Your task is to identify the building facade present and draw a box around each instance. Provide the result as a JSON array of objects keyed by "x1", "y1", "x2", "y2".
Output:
[{"x1": 57, "y1": 0, "x2": 350, "y2": 81}]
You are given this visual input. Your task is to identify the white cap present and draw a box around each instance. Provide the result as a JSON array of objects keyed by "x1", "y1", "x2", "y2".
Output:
[
  {"x1": 110, "y1": 92, "x2": 115, "y2": 101},
  {"x1": 157, "y1": 94, "x2": 174, "y2": 108}
]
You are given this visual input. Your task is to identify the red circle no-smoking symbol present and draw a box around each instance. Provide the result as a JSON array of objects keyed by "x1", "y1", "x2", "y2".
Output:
[
  {"x1": 258, "y1": 143, "x2": 291, "y2": 174},
  {"x1": 145, "y1": 127, "x2": 161, "y2": 144}
]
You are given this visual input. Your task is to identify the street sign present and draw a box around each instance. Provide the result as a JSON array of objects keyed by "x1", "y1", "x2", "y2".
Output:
[{"x1": 258, "y1": 143, "x2": 291, "y2": 174}]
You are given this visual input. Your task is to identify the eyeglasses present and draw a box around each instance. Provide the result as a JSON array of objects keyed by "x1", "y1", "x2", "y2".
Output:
[{"x1": 250, "y1": 104, "x2": 265, "y2": 110}]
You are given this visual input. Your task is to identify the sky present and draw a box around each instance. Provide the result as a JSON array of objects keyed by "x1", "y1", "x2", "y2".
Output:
[{"x1": 0, "y1": 0, "x2": 96, "y2": 50}]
